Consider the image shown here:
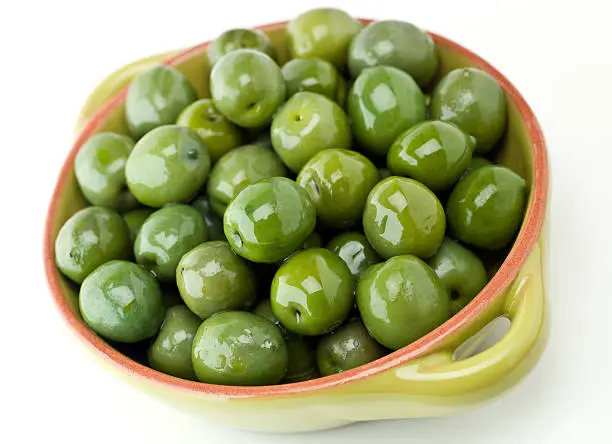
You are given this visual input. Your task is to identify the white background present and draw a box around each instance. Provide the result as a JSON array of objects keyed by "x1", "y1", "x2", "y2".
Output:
[{"x1": 1, "y1": 0, "x2": 611, "y2": 442}]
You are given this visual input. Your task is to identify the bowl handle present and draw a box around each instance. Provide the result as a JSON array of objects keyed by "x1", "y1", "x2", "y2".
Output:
[
  {"x1": 74, "y1": 50, "x2": 180, "y2": 134},
  {"x1": 391, "y1": 240, "x2": 547, "y2": 398}
]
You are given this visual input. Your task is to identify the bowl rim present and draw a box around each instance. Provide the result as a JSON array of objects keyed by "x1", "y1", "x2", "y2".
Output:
[{"x1": 44, "y1": 19, "x2": 548, "y2": 398}]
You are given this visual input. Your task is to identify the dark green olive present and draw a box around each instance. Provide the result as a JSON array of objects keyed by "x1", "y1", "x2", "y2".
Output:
[
  {"x1": 190, "y1": 195, "x2": 225, "y2": 241},
  {"x1": 363, "y1": 177, "x2": 445, "y2": 259},
  {"x1": 134, "y1": 205, "x2": 208, "y2": 281},
  {"x1": 75, "y1": 132, "x2": 138, "y2": 211},
  {"x1": 206, "y1": 145, "x2": 287, "y2": 217},
  {"x1": 79, "y1": 260, "x2": 164, "y2": 343},
  {"x1": 176, "y1": 241, "x2": 256, "y2": 319},
  {"x1": 446, "y1": 165, "x2": 526, "y2": 250},
  {"x1": 316, "y1": 321, "x2": 386, "y2": 376},
  {"x1": 207, "y1": 28, "x2": 276, "y2": 66},
  {"x1": 210, "y1": 49, "x2": 286, "y2": 128},
  {"x1": 126, "y1": 66, "x2": 197, "y2": 139},
  {"x1": 55, "y1": 206, "x2": 131, "y2": 284},
  {"x1": 357, "y1": 255, "x2": 450, "y2": 350},
  {"x1": 327, "y1": 232, "x2": 381, "y2": 279},
  {"x1": 286, "y1": 8, "x2": 362, "y2": 67},
  {"x1": 348, "y1": 66, "x2": 426, "y2": 157},
  {"x1": 348, "y1": 20, "x2": 438, "y2": 87},
  {"x1": 431, "y1": 68, "x2": 507, "y2": 153},
  {"x1": 176, "y1": 99, "x2": 244, "y2": 163},
  {"x1": 192, "y1": 311, "x2": 288, "y2": 385},
  {"x1": 427, "y1": 237, "x2": 488, "y2": 314},
  {"x1": 387, "y1": 121, "x2": 474, "y2": 192},
  {"x1": 271, "y1": 248, "x2": 354, "y2": 336},
  {"x1": 223, "y1": 177, "x2": 317, "y2": 263},
  {"x1": 297, "y1": 149, "x2": 380, "y2": 228},
  {"x1": 125, "y1": 125, "x2": 211, "y2": 207},
  {"x1": 148, "y1": 305, "x2": 201, "y2": 380}
]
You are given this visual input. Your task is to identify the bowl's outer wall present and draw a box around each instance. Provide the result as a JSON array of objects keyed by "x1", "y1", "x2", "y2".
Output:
[{"x1": 45, "y1": 21, "x2": 548, "y2": 432}]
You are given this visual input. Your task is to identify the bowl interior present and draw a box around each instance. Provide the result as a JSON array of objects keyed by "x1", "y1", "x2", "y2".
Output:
[{"x1": 45, "y1": 21, "x2": 543, "y2": 390}]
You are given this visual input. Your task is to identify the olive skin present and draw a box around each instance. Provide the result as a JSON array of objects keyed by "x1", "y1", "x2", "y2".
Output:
[
  {"x1": 190, "y1": 196, "x2": 225, "y2": 241},
  {"x1": 348, "y1": 20, "x2": 438, "y2": 87},
  {"x1": 387, "y1": 121, "x2": 474, "y2": 192},
  {"x1": 125, "y1": 125, "x2": 211, "y2": 207},
  {"x1": 55, "y1": 206, "x2": 131, "y2": 284},
  {"x1": 148, "y1": 305, "x2": 201, "y2": 380},
  {"x1": 223, "y1": 177, "x2": 317, "y2": 263},
  {"x1": 207, "y1": 28, "x2": 276, "y2": 66},
  {"x1": 286, "y1": 8, "x2": 362, "y2": 67},
  {"x1": 431, "y1": 68, "x2": 507, "y2": 153},
  {"x1": 206, "y1": 145, "x2": 288, "y2": 217},
  {"x1": 357, "y1": 255, "x2": 450, "y2": 350},
  {"x1": 271, "y1": 248, "x2": 354, "y2": 336},
  {"x1": 252, "y1": 300, "x2": 318, "y2": 382},
  {"x1": 297, "y1": 149, "x2": 380, "y2": 228},
  {"x1": 176, "y1": 241, "x2": 256, "y2": 319},
  {"x1": 126, "y1": 66, "x2": 197, "y2": 140},
  {"x1": 176, "y1": 99, "x2": 244, "y2": 163},
  {"x1": 191, "y1": 311, "x2": 288, "y2": 386},
  {"x1": 316, "y1": 321, "x2": 386, "y2": 376},
  {"x1": 460, "y1": 156, "x2": 493, "y2": 180},
  {"x1": 282, "y1": 58, "x2": 346, "y2": 104},
  {"x1": 271, "y1": 92, "x2": 351, "y2": 172},
  {"x1": 446, "y1": 165, "x2": 526, "y2": 250},
  {"x1": 427, "y1": 237, "x2": 488, "y2": 314},
  {"x1": 79, "y1": 260, "x2": 164, "y2": 343},
  {"x1": 327, "y1": 232, "x2": 381, "y2": 279},
  {"x1": 75, "y1": 132, "x2": 138, "y2": 211},
  {"x1": 363, "y1": 177, "x2": 446, "y2": 259},
  {"x1": 134, "y1": 205, "x2": 208, "y2": 281},
  {"x1": 122, "y1": 208, "x2": 155, "y2": 242},
  {"x1": 348, "y1": 66, "x2": 426, "y2": 157},
  {"x1": 210, "y1": 49, "x2": 286, "y2": 128}
]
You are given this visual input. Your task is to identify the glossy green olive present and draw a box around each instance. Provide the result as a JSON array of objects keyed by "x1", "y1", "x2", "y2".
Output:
[
  {"x1": 427, "y1": 237, "x2": 488, "y2": 314},
  {"x1": 271, "y1": 92, "x2": 351, "y2": 172},
  {"x1": 327, "y1": 232, "x2": 381, "y2": 279},
  {"x1": 79, "y1": 260, "x2": 164, "y2": 343},
  {"x1": 357, "y1": 255, "x2": 450, "y2": 350},
  {"x1": 348, "y1": 20, "x2": 438, "y2": 87},
  {"x1": 458, "y1": 156, "x2": 493, "y2": 182},
  {"x1": 122, "y1": 207, "x2": 154, "y2": 242},
  {"x1": 363, "y1": 177, "x2": 445, "y2": 259},
  {"x1": 207, "y1": 145, "x2": 288, "y2": 217},
  {"x1": 252, "y1": 300, "x2": 317, "y2": 382},
  {"x1": 126, "y1": 66, "x2": 197, "y2": 140},
  {"x1": 281, "y1": 58, "x2": 346, "y2": 104},
  {"x1": 210, "y1": 49, "x2": 285, "y2": 128},
  {"x1": 271, "y1": 248, "x2": 354, "y2": 336},
  {"x1": 431, "y1": 68, "x2": 507, "y2": 153},
  {"x1": 446, "y1": 165, "x2": 526, "y2": 250},
  {"x1": 207, "y1": 28, "x2": 276, "y2": 66},
  {"x1": 126, "y1": 125, "x2": 211, "y2": 207},
  {"x1": 134, "y1": 205, "x2": 208, "y2": 281},
  {"x1": 192, "y1": 311, "x2": 288, "y2": 385},
  {"x1": 75, "y1": 132, "x2": 138, "y2": 211},
  {"x1": 316, "y1": 321, "x2": 386, "y2": 376},
  {"x1": 348, "y1": 66, "x2": 426, "y2": 157},
  {"x1": 286, "y1": 8, "x2": 362, "y2": 67},
  {"x1": 176, "y1": 241, "x2": 256, "y2": 319},
  {"x1": 148, "y1": 305, "x2": 201, "y2": 380},
  {"x1": 223, "y1": 177, "x2": 316, "y2": 263},
  {"x1": 190, "y1": 196, "x2": 225, "y2": 241},
  {"x1": 297, "y1": 149, "x2": 380, "y2": 228},
  {"x1": 55, "y1": 206, "x2": 131, "y2": 283},
  {"x1": 176, "y1": 99, "x2": 244, "y2": 163},
  {"x1": 387, "y1": 121, "x2": 474, "y2": 192}
]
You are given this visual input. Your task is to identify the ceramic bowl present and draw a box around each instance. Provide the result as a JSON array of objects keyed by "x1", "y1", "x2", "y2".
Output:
[{"x1": 44, "y1": 19, "x2": 549, "y2": 433}]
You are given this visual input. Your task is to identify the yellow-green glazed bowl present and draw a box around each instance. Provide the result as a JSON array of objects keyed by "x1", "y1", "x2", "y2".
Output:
[{"x1": 44, "y1": 20, "x2": 549, "y2": 433}]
